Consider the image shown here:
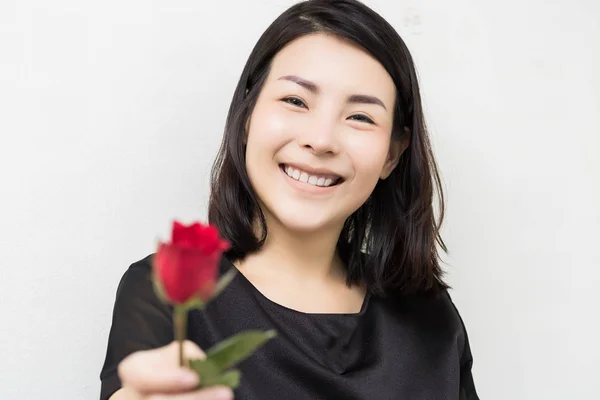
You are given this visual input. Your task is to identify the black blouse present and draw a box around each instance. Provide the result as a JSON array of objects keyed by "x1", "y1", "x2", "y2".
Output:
[{"x1": 100, "y1": 254, "x2": 479, "y2": 400}]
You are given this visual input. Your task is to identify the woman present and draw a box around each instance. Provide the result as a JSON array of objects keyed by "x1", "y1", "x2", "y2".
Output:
[{"x1": 100, "y1": 0, "x2": 479, "y2": 399}]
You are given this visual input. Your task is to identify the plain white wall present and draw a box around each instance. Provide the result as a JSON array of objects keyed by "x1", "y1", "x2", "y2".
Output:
[{"x1": 1, "y1": 0, "x2": 598, "y2": 398}]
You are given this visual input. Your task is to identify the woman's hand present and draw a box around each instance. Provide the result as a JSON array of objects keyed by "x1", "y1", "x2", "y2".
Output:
[{"x1": 115, "y1": 340, "x2": 234, "y2": 400}]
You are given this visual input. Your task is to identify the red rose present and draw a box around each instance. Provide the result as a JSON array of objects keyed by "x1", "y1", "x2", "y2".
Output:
[{"x1": 154, "y1": 221, "x2": 230, "y2": 304}]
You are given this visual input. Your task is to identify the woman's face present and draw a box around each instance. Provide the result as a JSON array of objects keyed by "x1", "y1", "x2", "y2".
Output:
[{"x1": 245, "y1": 33, "x2": 406, "y2": 235}]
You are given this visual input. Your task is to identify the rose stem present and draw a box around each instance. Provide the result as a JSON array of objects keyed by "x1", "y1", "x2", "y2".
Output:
[{"x1": 174, "y1": 306, "x2": 187, "y2": 367}]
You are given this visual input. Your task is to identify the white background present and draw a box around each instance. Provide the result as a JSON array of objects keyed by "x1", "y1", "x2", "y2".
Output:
[{"x1": 1, "y1": 0, "x2": 599, "y2": 399}]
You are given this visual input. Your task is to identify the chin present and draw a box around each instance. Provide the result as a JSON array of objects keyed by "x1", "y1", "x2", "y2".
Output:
[{"x1": 268, "y1": 205, "x2": 341, "y2": 234}]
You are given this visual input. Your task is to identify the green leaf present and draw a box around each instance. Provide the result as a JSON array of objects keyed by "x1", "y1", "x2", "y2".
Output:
[
  {"x1": 213, "y1": 369, "x2": 241, "y2": 388},
  {"x1": 188, "y1": 330, "x2": 275, "y2": 389},
  {"x1": 205, "y1": 329, "x2": 277, "y2": 372},
  {"x1": 188, "y1": 358, "x2": 220, "y2": 386},
  {"x1": 188, "y1": 359, "x2": 242, "y2": 389}
]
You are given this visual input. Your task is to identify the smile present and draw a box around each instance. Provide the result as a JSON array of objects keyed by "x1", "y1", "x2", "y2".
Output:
[{"x1": 279, "y1": 164, "x2": 342, "y2": 187}]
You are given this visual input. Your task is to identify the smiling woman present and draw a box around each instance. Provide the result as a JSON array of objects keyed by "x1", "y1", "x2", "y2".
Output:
[{"x1": 100, "y1": 1, "x2": 479, "y2": 399}]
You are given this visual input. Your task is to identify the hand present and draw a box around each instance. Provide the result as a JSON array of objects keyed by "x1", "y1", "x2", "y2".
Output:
[{"x1": 116, "y1": 340, "x2": 234, "y2": 400}]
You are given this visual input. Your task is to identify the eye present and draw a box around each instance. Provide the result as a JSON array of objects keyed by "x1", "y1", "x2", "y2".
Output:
[
  {"x1": 348, "y1": 114, "x2": 375, "y2": 124},
  {"x1": 281, "y1": 96, "x2": 307, "y2": 108}
]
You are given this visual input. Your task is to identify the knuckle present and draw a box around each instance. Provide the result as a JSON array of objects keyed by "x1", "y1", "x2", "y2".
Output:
[
  {"x1": 182, "y1": 340, "x2": 206, "y2": 359},
  {"x1": 117, "y1": 354, "x2": 134, "y2": 380},
  {"x1": 117, "y1": 351, "x2": 147, "y2": 388}
]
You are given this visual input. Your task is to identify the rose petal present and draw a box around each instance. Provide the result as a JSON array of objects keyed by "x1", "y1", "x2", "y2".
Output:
[{"x1": 155, "y1": 221, "x2": 230, "y2": 304}]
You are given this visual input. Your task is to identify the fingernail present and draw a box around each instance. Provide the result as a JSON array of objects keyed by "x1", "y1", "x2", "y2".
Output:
[{"x1": 215, "y1": 387, "x2": 234, "y2": 399}]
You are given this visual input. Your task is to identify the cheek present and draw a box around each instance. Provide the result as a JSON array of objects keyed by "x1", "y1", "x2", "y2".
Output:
[
  {"x1": 345, "y1": 134, "x2": 390, "y2": 178},
  {"x1": 248, "y1": 103, "x2": 294, "y2": 149},
  {"x1": 245, "y1": 103, "x2": 295, "y2": 187}
]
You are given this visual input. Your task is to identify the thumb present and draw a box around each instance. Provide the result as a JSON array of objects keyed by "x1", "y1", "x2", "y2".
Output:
[
  {"x1": 177, "y1": 339, "x2": 207, "y2": 360},
  {"x1": 118, "y1": 340, "x2": 206, "y2": 394}
]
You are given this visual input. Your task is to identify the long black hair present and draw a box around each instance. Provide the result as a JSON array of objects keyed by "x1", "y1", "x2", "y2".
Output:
[{"x1": 208, "y1": 0, "x2": 449, "y2": 298}]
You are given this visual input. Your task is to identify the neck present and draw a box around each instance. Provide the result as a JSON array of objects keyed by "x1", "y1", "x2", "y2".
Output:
[{"x1": 240, "y1": 215, "x2": 346, "y2": 283}]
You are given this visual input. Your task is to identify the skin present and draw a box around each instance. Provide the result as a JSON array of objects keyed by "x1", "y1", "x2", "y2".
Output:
[{"x1": 236, "y1": 33, "x2": 410, "y2": 314}]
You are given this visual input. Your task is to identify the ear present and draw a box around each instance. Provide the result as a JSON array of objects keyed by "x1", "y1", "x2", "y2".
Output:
[{"x1": 380, "y1": 127, "x2": 410, "y2": 180}]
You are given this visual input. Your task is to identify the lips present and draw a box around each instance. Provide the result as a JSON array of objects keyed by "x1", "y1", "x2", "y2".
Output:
[
  {"x1": 279, "y1": 164, "x2": 343, "y2": 187},
  {"x1": 279, "y1": 162, "x2": 343, "y2": 179}
]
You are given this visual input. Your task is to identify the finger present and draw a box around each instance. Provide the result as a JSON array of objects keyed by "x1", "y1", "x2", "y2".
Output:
[
  {"x1": 146, "y1": 386, "x2": 234, "y2": 400},
  {"x1": 180, "y1": 340, "x2": 206, "y2": 360},
  {"x1": 119, "y1": 343, "x2": 202, "y2": 394}
]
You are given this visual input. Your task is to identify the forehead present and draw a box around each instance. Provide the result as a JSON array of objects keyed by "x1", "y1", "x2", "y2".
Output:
[{"x1": 267, "y1": 34, "x2": 395, "y2": 104}]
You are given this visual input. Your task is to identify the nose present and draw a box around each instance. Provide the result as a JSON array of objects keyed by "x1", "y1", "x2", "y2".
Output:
[{"x1": 298, "y1": 114, "x2": 341, "y2": 155}]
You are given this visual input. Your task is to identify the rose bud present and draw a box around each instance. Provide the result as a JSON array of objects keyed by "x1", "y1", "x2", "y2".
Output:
[{"x1": 153, "y1": 221, "x2": 230, "y2": 304}]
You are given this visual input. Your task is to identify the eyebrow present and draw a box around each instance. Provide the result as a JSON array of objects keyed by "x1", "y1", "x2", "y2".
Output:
[{"x1": 277, "y1": 75, "x2": 388, "y2": 111}]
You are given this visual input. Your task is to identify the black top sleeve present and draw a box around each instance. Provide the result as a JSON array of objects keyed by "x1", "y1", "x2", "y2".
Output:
[
  {"x1": 99, "y1": 255, "x2": 173, "y2": 400},
  {"x1": 459, "y1": 325, "x2": 479, "y2": 399},
  {"x1": 447, "y1": 293, "x2": 479, "y2": 400}
]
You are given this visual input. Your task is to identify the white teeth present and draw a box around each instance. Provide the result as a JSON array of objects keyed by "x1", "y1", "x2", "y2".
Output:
[{"x1": 282, "y1": 164, "x2": 339, "y2": 187}]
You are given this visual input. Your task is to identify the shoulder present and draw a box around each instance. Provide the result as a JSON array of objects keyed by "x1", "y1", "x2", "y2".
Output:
[
  {"x1": 111, "y1": 254, "x2": 164, "y2": 314},
  {"x1": 385, "y1": 289, "x2": 469, "y2": 350},
  {"x1": 410, "y1": 290, "x2": 466, "y2": 328},
  {"x1": 115, "y1": 254, "x2": 153, "y2": 292},
  {"x1": 122, "y1": 253, "x2": 154, "y2": 279}
]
